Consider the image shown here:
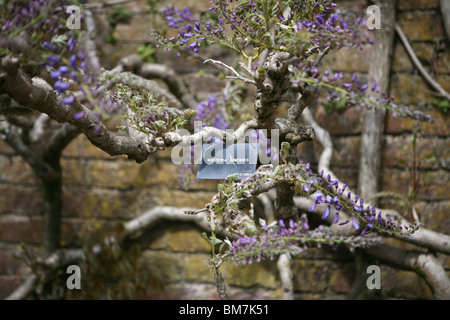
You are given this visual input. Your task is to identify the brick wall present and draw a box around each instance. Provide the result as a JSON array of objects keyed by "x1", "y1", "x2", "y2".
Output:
[{"x1": 0, "y1": 0, "x2": 449, "y2": 299}]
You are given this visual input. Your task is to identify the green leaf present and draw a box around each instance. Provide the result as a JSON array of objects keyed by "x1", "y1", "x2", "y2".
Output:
[
  {"x1": 258, "y1": 217, "x2": 267, "y2": 228},
  {"x1": 224, "y1": 237, "x2": 233, "y2": 247},
  {"x1": 280, "y1": 141, "x2": 291, "y2": 163},
  {"x1": 209, "y1": 236, "x2": 223, "y2": 246},
  {"x1": 153, "y1": 120, "x2": 166, "y2": 130}
]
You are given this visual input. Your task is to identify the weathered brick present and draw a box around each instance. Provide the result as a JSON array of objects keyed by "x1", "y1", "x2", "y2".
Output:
[
  {"x1": 0, "y1": 157, "x2": 39, "y2": 185},
  {"x1": 329, "y1": 265, "x2": 356, "y2": 294},
  {"x1": 415, "y1": 200, "x2": 450, "y2": 234},
  {"x1": 320, "y1": 45, "x2": 371, "y2": 73},
  {"x1": 220, "y1": 259, "x2": 278, "y2": 289},
  {"x1": 85, "y1": 159, "x2": 142, "y2": 189},
  {"x1": 382, "y1": 135, "x2": 447, "y2": 169},
  {"x1": 380, "y1": 168, "x2": 412, "y2": 196},
  {"x1": 381, "y1": 267, "x2": 433, "y2": 299},
  {"x1": 314, "y1": 105, "x2": 362, "y2": 136},
  {"x1": 420, "y1": 109, "x2": 450, "y2": 136},
  {"x1": 0, "y1": 246, "x2": 22, "y2": 276},
  {"x1": 392, "y1": 40, "x2": 450, "y2": 75},
  {"x1": 384, "y1": 109, "x2": 450, "y2": 136},
  {"x1": 0, "y1": 276, "x2": 21, "y2": 300},
  {"x1": 398, "y1": 10, "x2": 445, "y2": 42},
  {"x1": 330, "y1": 136, "x2": 361, "y2": 167},
  {"x1": 0, "y1": 185, "x2": 43, "y2": 215},
  {"x1": 63, "y1": 134, "x2": 118, "y2": 159},
  {"x1": 398, "y1": 0, "x2": 440, "y2": 10},
  {"x1": 290, "y1": 259, "x2": 330, "y2": 293},
  {"x1": 390, "y1": 73, "x2": 438, "y2": 106},
  {"x1": 61, "y1": 159, "x2": 85, "y2": 186},
  {"x1": 393, "y1": 42, "x2": 435, "y2": 73},
  {"x1": 166, "y1": 226, "x2": 211, "y2": 253},
  {"x1": 142, "y1": 250, "x2": 185, "y2": 282},
  {"x1": 152, "y1": 188, "x2": 216, "y2": 208},
  {"x1": 132, "y1": 158, "x2": 180, "y2": 189},
  {"x1": 380, "y1": 168, "x2": 448, "y2": 201},
  {"x1": 0, "y1": 140, "x2": 16, "y2": 156},
  {"x1": 183, "y1": 253, "x2": 214, "y2": 283},
  {"x1": 0, "y1": 216, "x2": 43, "y2": 244},
  {"x1": 416, "y1": 170, "x2": 449, "y2": 200},
  {"x1": 63, "y1": 187, "x2": 136, "y2": 219},
  {"x1": 144, "y1": 222, "x2": 211, "y2": 253}
]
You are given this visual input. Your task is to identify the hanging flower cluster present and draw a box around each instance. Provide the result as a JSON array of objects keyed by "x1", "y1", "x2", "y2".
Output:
[
  {"x1": 212, "y1": 163, "x2": 421, "y2": 237},
  {"x1": 221, "y1": 214, "x2": 382, "y2": 266}
]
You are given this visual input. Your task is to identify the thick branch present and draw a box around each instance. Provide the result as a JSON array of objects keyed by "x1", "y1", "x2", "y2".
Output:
[
  {"x1": 0, "y1": 59, "x2": 152, "y2": 163},
  {"x1": 1, "y1": 123, "x2": 59, "y2": 181},
  {"x1": 300, "y1": 109, "x2": 450, "y2": 254},
  {"x1": 113, "y1": 54, "x2": 197, "y2": 109},
  {"x1": 358, "y1": 0, "x2": 396, "y2": 203},
  {"x1": 442, "y1": 0, "x2": 450, "y2": 41},
  {"x1": 44, "y1": 123, "x2": 80, "y2": 166},
  {"x1": 366, "y1": 245, "x2": 450, "y2": 299},
  {"x1": 277, "y1": 253, "x2": 294, "y2": 300},
  {"x1": 7, "y1": 206, "x2": 224, "y2": 300}
]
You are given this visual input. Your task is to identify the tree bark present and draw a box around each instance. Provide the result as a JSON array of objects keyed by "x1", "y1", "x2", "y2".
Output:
[
  {"x1": 441, "y1": 0, "x2": 450, "y2": 41},
  {"x1": 358, "y1": 0, "x2": 397, "y2": 203}
]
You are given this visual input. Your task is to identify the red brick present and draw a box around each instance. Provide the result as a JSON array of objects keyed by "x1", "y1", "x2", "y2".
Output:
[
  {"x1": 385, "y1": 108, "x2": 450, "y2": 136},
  {"x1": 0, "y1": 157, "x2": 40, "y2": 185},
  {"x1": 398, "y1": 10, "x2": 445, "y2": 42},
  {"x1": 315, "y1": 105, "x2": 362, "y2": 136},
  {"x1": 0, "y1": 140, "x2": 16, "y2": 156},
  {"x1": 0, "y1": 248, "x2": 22, "y2": 276},
  {"x1": 0, "y1": 216, "x2": 43, "y2": 244},
  {"x1": 382, "y1": 136, "x2": 447, "y2": 169},
  {"x1": 330, "y1": 136, "x2": 361, "y2": 167},
  {"x1": 398, "y1": 0, "x2": 440, "y2": 10},
  {"x1": 0, "y1": 185, "x2": 43, "y2": 215},
  {"x1": 0, "y1": 276, "x2": 21, "y2": 300}
]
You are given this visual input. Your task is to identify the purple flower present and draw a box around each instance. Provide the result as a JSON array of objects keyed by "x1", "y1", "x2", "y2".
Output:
[
  {"x1": 59, "y1": 65, "x2": 70, "y2": 74},
  {"x1": 180, "y1": 7, "x2": 193, "y2": 20},
  {"x1": 43, "y1": 41, "x2": 57, "y2": 51},
  {"x1": 194, "y1": 21, "x2": 201, "y2": 33},
  {"x1": 54, "y1": 80, "x2": 71, "y2": 93},
  {"x1": 303, "y1": 184, "x2": 309, "y2": 193},
  {"x1": 61, "y1": 96, "x2": 75, "y2": 105},
  {"x1": 331, "y1": 12, "x2": 338, "y2": 25},
  {"x1": 321, "y1": 205, "x2": 331, "y2": 220},
  {"x1": 326, "y1": 194, "x2": 333, "y2": 203},
  {"x1": 333, "y1": 212, "x2": 339, "y2": 224},
  {"x1": 67, "y1": 38, "x2": 76, "y2": 51},
  {"x1": 352, "y1": 218, "x2": 360, "y2": 230},
  {"x1": 69, "y1": 55, "x2": 77, "y2": 69},
  {"x1": 50, "y1": 70, "x2": 62, "y2": 79},
  {"x1": 313, "y1": 192, "x2": 324, "y2": 203},
  {"x1": 308, "y1": 202, "x2": 317, "y2": 212},
  {"x1": 372, "y1": 79, "x2": 378, "y2": 91},
  {"x1": 47, "y1": 55, "x2": 61, "y2": 67},
  {"x1": 74, "y1": 111, "x2": 86, "y2": 120}
]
